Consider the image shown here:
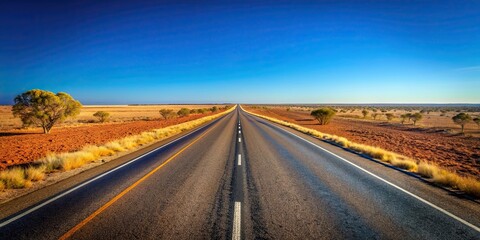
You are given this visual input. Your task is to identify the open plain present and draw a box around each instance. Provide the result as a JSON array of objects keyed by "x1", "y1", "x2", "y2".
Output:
[
  {"x1": 0, "y1": 105, "x2": 224, "y2": 169},
  {"x1": 245, "y1": 105, "x2": 480, "y2": 180}
]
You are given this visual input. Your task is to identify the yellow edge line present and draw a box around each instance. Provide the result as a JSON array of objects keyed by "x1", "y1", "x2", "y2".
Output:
[{"x1": 59, "y1": 124, "x2": 216, "y2": 240}]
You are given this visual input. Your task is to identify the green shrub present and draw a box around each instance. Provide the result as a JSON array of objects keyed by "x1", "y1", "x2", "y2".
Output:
[
  {"x1": 177, "y1": 108, "x2": 190, "y2": 117},
  {"x1": 310, "y1": 108, "x2": 336, "y2": 125},
  {"x1": 93, "y1": 111, "x2": 110, "y2": 123}
]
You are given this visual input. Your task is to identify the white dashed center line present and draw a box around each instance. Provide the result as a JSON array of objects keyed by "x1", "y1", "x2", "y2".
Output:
[{"x1": 232, "y1": 202, "x2": 241, "y2": 240}]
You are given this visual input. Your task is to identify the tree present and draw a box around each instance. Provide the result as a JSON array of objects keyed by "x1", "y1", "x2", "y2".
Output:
[
  {"x1": 452, "y1": 113, "x2": 472, "y2": 133},
  {"x1": 411, "y1": 113, "x2": 423, "y2": 126},
  {"x1": 177, "y1": 108, "x2": 190, "y2": 117},
  {"x1": 159, "y1": 109, "x2": 175, "y2": 119},
  {"x1": 474, "y1": 117, "x2": 480, "y2": 129},
  {"x1": 385, "y1": 113, "x2": 394, "y2": 122},
  {"x1": 362, "y1": 109, "x2": 369, "y2": 118},
  {"x1": 400, "y1": 114, "x2": 408, "y2": 124},
  {"x1": 372, "y1": 113, "x2": 379, "y2": 120},
  {"x1": 93, "y1": 111, "x2": 110, "y2": 123},
  {"x1": 12, "y1": 89, "x2": 82, "y2": 134},
  {"x1": 310, "y1": 108, "x2": 336, "y2": 125}
]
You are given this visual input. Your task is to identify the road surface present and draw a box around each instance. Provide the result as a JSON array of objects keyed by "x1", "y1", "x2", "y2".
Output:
[{"x1": 0, "y1": 106, "x2": 479, "y2": 239}]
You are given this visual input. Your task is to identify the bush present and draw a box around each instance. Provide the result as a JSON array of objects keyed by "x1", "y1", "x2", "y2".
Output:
[
  {"x1": 12, "y1": 89, "x2": 82, "y2": 133},
  {"x1": 310, "y1": 108, "x2": 336, "y2": 125},
  {"x1": 362, "y1": 109, "x2": 369, "y2": 118},
  {"x1": 177, "y1": 108, "x2": 190, "y2": 117},
  {"x1": 159, "y1": 109, "x2": 175, "y2": 119},
  {"x1": 210, "y1": 106, "x2": 218, "y2": 112},
  {"x1": 474, "y1": 117, "x2": 480, "y2": 129},
  {"x1": 385, "y1": 113, "x2": 394, "y2": 121},
  {"x1": 93, "y1": 111, "x2": 110, "y2": 123}
]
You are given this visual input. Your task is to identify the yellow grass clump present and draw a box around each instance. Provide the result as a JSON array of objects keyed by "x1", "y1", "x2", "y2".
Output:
[
  {"x1": 0, "y1": 167, "x2": 31, "y2": 189},
  {"x1": 417, "y1": 162, "x2": 437, "y2": 178},
  {"x1": 242, "y1": 106, "x2": 480, "y2": 198},
  {"x1": 0, "y1": 106, "x2": 235, "y2": 190},
  {"x1": 25, "y1": 166, "x2": 46, "y2": 181}
]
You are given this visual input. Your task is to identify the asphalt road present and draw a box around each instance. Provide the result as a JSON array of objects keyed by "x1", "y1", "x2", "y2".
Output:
[{"x1": 0, "y1": 106, "x2": 479, "y2": 239}]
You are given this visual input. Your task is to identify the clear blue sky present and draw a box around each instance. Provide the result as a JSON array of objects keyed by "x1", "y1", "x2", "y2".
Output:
[{"x1": 1, "y1": 0, "x2": 479, "y2": 104}]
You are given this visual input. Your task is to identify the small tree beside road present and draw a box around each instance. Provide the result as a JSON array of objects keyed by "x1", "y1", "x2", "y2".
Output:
[
  {"x1": 12, "y1": 89, "x2": 82, "y2": 134},
  {"x1": 452, "y1": 113, "x2": 472, "y2": 133},
  {"x1": 311, "y1": 108, "x2": 336, "y2": 125}
]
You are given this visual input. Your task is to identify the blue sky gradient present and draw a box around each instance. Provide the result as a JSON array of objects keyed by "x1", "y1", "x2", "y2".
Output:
[{"x1": 1, "y1": 0, "x2": 479, "y2": 104}]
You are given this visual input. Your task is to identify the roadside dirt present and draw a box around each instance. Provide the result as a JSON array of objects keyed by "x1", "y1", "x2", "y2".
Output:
[
  {"x1": 246, "y1": 107, "x2": 480, "y2": 180},
  {"x1": 0, "y1": 112, "x2": 220, "y2": 169}
]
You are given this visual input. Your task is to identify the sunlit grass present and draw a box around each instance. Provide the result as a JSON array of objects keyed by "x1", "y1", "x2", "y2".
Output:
[
  {"x1": 0, "y1": 167, "x2": 31, "y2": 189},
  {"x1": 25, "y1": 166, "x2": 46, "y2": 181},
  {"x1": 243, "y1": 106, "x2": 480, "y2": 198}
]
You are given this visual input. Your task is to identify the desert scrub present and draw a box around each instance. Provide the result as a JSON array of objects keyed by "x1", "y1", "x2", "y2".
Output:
[
  {"x1": 242, "y1": 106, "x2": 480, "y2": 198},
  {"x1": 0, "y1": 167, "x2": 31, "y2": 189},
  {"x1": 0, "y1": 107, "x2": 234, "y2": 190}
]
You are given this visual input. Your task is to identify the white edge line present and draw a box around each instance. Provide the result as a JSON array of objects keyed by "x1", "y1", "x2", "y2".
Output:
[
  {"x1": 232, "y1": 201, "x2": 241, "y2": 240},
  {"x1": 0, "y1": 115, "x2": 226, "y2": 228},
  {"x1": 248, "y1": 113, "x2": 480, "y2": 233}
]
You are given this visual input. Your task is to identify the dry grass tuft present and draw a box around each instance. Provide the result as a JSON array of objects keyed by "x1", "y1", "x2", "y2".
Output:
[
  {"x1": 458, "y1": 178, "x2": 480, "y2": 198},
  {"x1": 0, "y1": 167, "x2": 28, "y2": 189},
  {"x1": 60, "y1": 151, "x2": 97, "y2": 171},
  {"x1": 104, "y1": 142, "x2": 126, "y2": 152},
  {"x1": 243, "y1": 106, "x2": 480, "y2": 198},
  {"x1": 391, "y1": 158, "x2": 418, "y2": 171},
  {"x1": 417, "y1": 162, "x2": 437, "y2": 178},
  {"x1": 0, "y1": 180, "x2": 4, "y2": 190},
  {"x1": 25, "y1": 166, "x2": 46, "y2": 181}
]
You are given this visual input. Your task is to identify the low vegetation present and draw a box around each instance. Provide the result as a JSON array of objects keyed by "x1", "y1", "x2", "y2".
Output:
[
  {"x1": 310, "y1": 108, "x2": 336, "y2": 125},
  {"x1": 0, "y1": 107, "x2": 234, "y2": 190},
  {"x1": 362, "y1": 109, "x2": 369, "y2": 118},
  {"x1": 474, "y1": 117, "x2": 480, "y2": 128},
  {"x1": 452, "y1": 113, "x2": 471, "y2": 133},
  {"x1": 159, "y1": 109, "x2": 176, "y2": 119},
  {"x1": 411, "y1": 112, "x2": 423, "y2": 126},
  {"x1": 12, "y1": 89, "x2": 82, "y2": 133},
  {"x1": 93, "y1": 111, "x2": 110, "y2": 123},
  {"x1": 177, "y1": 108, "x2": 190, "y2": 117},
  {"x1": 385, "y1": 113, "x2": 394, "y2": 121},
  {"x1": 243, "y1": 106, "x2": 480, "y2": 198}
]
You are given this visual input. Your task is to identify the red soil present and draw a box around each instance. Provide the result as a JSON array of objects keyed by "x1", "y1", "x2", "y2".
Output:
[
  {"x1": 247, "y1": 107, "x2": 480, "y2": 179},
  {"x1": 0, "y1": 112, "x2": 220, "y2": 169}
]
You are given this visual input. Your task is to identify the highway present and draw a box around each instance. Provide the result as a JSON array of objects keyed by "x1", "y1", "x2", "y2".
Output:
[{"x1": 0, "y1": 106, "x2": 479, "y2": 239}]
